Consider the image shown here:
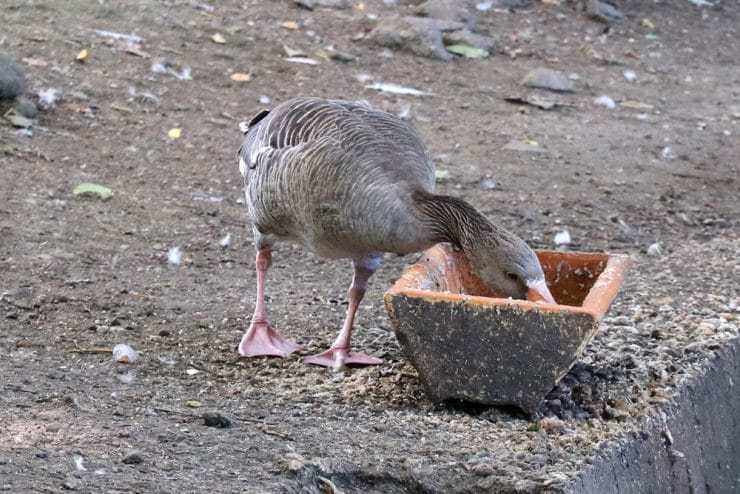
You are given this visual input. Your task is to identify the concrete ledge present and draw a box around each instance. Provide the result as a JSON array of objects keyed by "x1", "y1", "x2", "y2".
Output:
[{"x1": 574, "y1": 340, "x2": 739, "y2": 494}]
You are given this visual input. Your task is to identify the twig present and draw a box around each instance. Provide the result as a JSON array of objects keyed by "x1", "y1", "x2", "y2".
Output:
[{"x1": 70, "y1": 347, "x2": 112, "y2": 354}]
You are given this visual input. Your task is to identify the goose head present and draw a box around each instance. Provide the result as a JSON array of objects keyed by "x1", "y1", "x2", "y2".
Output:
[{"x1": 465, "y1": 230, "x2": 556, "y2": 304}]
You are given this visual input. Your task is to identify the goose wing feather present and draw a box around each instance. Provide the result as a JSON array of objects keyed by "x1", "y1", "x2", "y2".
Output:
[{"x1": 238, "y1": 98, "x2": 436, "y2": 257}]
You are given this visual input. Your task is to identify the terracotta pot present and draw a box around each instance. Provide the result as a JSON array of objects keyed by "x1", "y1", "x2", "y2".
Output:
[{"x1": 384, "y1": 244, "x2": 631, "y2": 414}]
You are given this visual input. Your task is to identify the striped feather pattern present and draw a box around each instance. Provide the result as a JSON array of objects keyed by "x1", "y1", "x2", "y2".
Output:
[{"x1": 236, "y1": 97, "x2": 547, "y2": 299}]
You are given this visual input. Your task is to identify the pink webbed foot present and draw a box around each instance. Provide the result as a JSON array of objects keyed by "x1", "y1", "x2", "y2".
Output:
[
  {"x1": 302, "y1": 347, "x2": 382, "y2": 371},
  {"x1": 237, "y1": 321, "x2": 303, "y2": 358}
]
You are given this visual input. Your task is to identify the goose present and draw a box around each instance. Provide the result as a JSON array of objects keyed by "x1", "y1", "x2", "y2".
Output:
[{"x1": 236, "y1": 97, "x2": 555, "y2": 370}]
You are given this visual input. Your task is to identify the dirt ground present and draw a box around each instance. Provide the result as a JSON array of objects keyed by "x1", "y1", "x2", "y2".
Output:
[{"x1": 1, "y1": 0, "x2": 737, "y2": 493}]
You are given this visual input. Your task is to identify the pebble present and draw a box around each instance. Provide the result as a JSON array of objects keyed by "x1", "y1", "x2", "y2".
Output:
[
  {"x1": 521, "y1": 68, "x2": 575, "y2": 93},
  {"x1": 16, "y1": 97, "x2": 39, "y2": 118},
  {"x1": 587, "y1": 0, "x2": 623, "y2": 24},
  {"x1": 414, "y1": 0, "x2": 478, "y2": 30},
  {"x1": 471, "y1": 463, "x2": 495, "y2": 476},
  {"x1": 203, "y1": 411, "x2": 234, "y2": 428},
  {"x1": 368, "y1": 16, "x2": 456, "y2": 60},
  {"x1": 47, "y1": 370, "x2": 66, "y2": 380},
  {"x1": 122, "y1": 451, "x2": 144, "y2": 464}
]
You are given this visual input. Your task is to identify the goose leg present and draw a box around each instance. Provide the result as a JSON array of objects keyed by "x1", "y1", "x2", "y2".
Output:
[
  {"x1": 238, "y1": 249, "x2": 303, "y2": 357},
  {"x1": 303, "y1": 255, "x2": 383, "y2": 370}
]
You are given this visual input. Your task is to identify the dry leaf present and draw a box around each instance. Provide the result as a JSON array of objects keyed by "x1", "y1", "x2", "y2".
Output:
[
  {"x1": 168, "y1": 128, "x2": 182, "y2": 139},
  {"x1": 230, "y1": 73, "x2": 252, "y2": 82},
  {"x1": 642, "y1": 18, "x2": 655, "y2": 30},
  {"x1": 76, "y1": 49, "x2": 89, "y2": 63},
  {"x1": 125, "y1": 45, "x2": 151, "y2": 58},
  {"x1": 281, "y1": 21, "x2": 299, "y2": 30},
  {"x1": 283, "y1": 45, "x2": 306, "y2": 57},
  {"x1": 211, "y1": 33, "x2": 226, "y2": 44},
  {"x1": 65, "y1": 103, "x2": 95, "y2": 113}
]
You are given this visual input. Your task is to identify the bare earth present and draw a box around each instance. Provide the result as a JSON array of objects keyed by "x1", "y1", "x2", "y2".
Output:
[{"x1": 1, "y1": 1, "x2": 737, "y2": 492}]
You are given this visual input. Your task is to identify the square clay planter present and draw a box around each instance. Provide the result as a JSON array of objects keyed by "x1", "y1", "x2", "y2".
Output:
[{"x1": 384, "y1": 244, "x2": 631, "y2": 414}]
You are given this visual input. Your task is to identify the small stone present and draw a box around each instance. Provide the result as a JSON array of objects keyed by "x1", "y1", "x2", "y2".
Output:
[
  {"x1": 62, "y1": 477, "x2": 82, "y2": 490},
  {"x1": 8, "y1": 115, "x2": 34, "y2": 128},
  {"x1": 203, "y1": 411, "x2": 233, "y2": 428},
  {"x1": 587, "y1": 0, "x2": 623, "y2": 24},
  {"x1": 16, "y1": 97, "x2": 39, "y2": 118},
  {"x1": 122, "y1": 451, "x2": 143, "y2": 464},
  {"x1": 521, "y1": 68, "x2": 574, "y2": 93},
  {"x1": 415, "y1": 0, "x2": 478, "y2": 30},
  {"x1": 540, "y1": 416, "x2": 566, "y2": 435},
  {"x1": 368, "y1": 16, "x2": 458, "y2": 61},
  {"x1": 47, "y1": 370, "x2": 66, "y2": 380},
  {"x1": 471, "y1": 462, "x2": 495, "y2": 476}
]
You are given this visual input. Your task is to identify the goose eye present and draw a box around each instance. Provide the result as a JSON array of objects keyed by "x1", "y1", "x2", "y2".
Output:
[{"x1": 505, "y1": 272, "x2": 518, "y2": 281}]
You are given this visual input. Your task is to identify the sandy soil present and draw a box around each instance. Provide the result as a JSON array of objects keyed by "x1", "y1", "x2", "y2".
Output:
[{"x1": 1, "y1": 0, "x2": 737, "y2": 492}]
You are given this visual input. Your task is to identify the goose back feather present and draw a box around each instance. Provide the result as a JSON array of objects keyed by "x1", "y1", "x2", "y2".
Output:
[{"x1": 238, "y1": 97, "x2": 437, "y2": 258}]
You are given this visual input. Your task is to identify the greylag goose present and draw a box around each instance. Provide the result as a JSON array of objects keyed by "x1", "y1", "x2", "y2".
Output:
[{"x1": 237, "y1": 97, "x2": 555, "y2": 370}]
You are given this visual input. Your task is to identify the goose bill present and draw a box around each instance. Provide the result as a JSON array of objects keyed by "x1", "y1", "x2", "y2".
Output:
[{"x1": 526, "y1": 279, "x2": 556, "y2": 304}]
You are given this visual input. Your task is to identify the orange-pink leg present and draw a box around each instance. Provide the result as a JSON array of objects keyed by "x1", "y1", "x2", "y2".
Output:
[
  {"x1": 303, "y1": 257, "x2": 382, "y2": 370},
  {"x1": 238, "y1": 249, "x2": 302, "y2": 358}
]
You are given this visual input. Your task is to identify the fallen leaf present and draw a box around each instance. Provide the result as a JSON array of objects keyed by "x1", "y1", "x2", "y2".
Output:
[
  {"x1": 76, "y1": 49, "x2": 89, "y2": 63},
  {"x1": 281, "y1": 20, "x2": 299, "y2": 30},
  {"x1": 168, "y1": 128, "x2": 182, "y2": 139},
  {"x1": 186, "y1": 400, "x2": 203, "y2": 408},
  {"x1": 110, "y1": 103, "x2": 133, "y2": 113},
  {"x1": 283, "y1": 45, "x2": 306, "y2": 57},
  {"x1": 124, "y1": 45, "x2": 151, "y2": 58},
  {"x1": 65, "y1": 103, "x2": 95, "y2": 113},
  {"x1": 445, "y1": 44, "x2": 489, "y2": 59},
  {"x1": 622, "y1": 100, "x2": 654, "y2": 110},
  {"x1": 434, "y1": 169, "x2": 450, "y2": 182},
  {"x1": 230, "y1": 73, "x2": 252, "y2": 82},
  {"x1": 523, "y1": 139, "x2": 539, "y2": 146},
  {"x1": 211, "y1": 33, "x2": 226, "y2": 44},
  {"x1": 73, "y1": 183, "x2": 113, "y2": 200},
  {"x1": 314, "y1": 49, "x2": 331, "y2": 62},
  {"x1": 642, "y1": 18, "x2": 655, "y2": 30}
]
